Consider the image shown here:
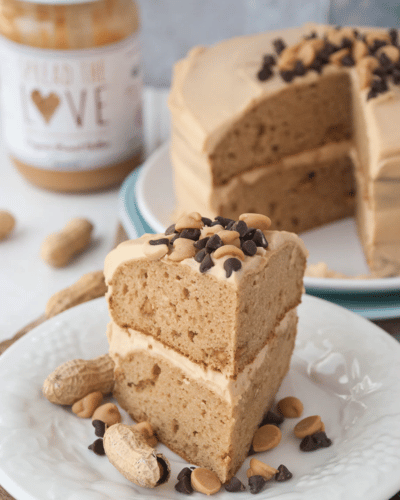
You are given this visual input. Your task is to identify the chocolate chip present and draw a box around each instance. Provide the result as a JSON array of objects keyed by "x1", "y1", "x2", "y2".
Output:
[
  {"x1": 341, "y1": 54, "x2": 355, "y2": 67},
  {"x1": 201, "y1": 217, "x2": 212, "y2": 227},
  {"x1": 177, "y1": 467, "x2": 193, "y2": 481},
  {"x1": 294, "y1": 60, "x2": 306, "y2": 76},
  {"x1": 170, "y1": 233, "x2": 180, "y2": 244},
  {"x1": 92, "y1": 419, "x2": 106, "y2": 437},
  {"x1": 273, "y1": 38, "x2": 286, "y2": 55},
  {"x1": 248, "y1": 475, "x2": 267, "y2": 494},
  {"x1": 175, "y1": 474, "x2": 193, "y2": 494},
  {"x1": 225, "y1": 220, "x2": 236, "y2": 230},
  {"x1": 88, "y1": 439, "x2": 105, "y2": 456},
  {"x1": 257, "y1": 65, "x2": 273, "y2": 81},
  {"x1": 205, "y1": 234, "x2": 223, "y2": 252},
  {"x1": 304, "y1": 31, "x2": 317, "y2": 40},
  {"x1": 389, "y1": 27, "x2": 398, "y2": 46},
  {"x1": 225, "y1": 476, "x2": 246, "y2": 492},
  {"x1": 263, "y1": 54, "x2": 276, "y2": 66},
  {"x1": 369, "y1": 39, "x2": 387, "y2": 54},
  {"x1": 309, "y1": 57, "x2": 324, "y2": 73},
  {"x1": 194, "y1": 237, "x2": 209, "y2": 250},
  {"x1": 371, "y1": 77, "x2": 388, "y2": 93},
  {"x1": 242, "y1": 227, "x2": 256, "y2": 241},
  {"x1": 165, "y1": 224, "x2": 176, "y2": 235},
  {"x1": 340, "y1": 37, "x2": 353, "y2": 49},
  {"x1": 280, "y1": 70, "x2": 295, "y2": 82},
  {"x1": 317, "y1": 42, "x2": 338, "y2": 63},
  {"x1": 215, "y1": 216, "x2": 234, "y2": 228},
  {"x1": 275, "y1": 464, "x2": 293, "y2": 482},
  {"x1": 373, "y1": 65, "x2": 388, "y2": 78},
  {"x1": 180, "y1": 228, "x2": 201, "y2": 241},
  {"x1": 199, "y1": 253, "x2": 214, "y2": 273},
  {"x1": 248, "y1": 444, "x2": 256, "y2": 456},
  {"x1": 259, "y1": 410, "x2": 284, "y2": 428},
  {"x1": 300, "y1": 431, "x2": 332, "y2": 452},
  {"x1": 367, "y1": 88, "x2": 378, "y2": 100},
  {"x1": 392, "y1": 68, "x2": 400, "y2": 84},
  {"x1": 252, "y1": 229, "x2": 268, "y2": 249},
  {"x1": 241, "y1": 239, "x2": 257, "y2": 256},
  {"x1": 194, "y1": 248, "x2": 207, "y2": 263},
  {"x1": 379, "y1": 52, "x2": 393, "y2": 68},
  {"x1": 224, "y1": 257, "x2": 242, "y2": 278},
  {"x1": 231, "y1": 220, "x2": 248, "y2": 237},
  {"x1": 149, "y1": 238, "x2": 170, "y2": 246}
]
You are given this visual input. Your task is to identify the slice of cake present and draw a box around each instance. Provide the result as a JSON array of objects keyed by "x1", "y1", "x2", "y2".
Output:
[
  {"x1": 104, "y1": 212, "x2": 307, "y2": 482},
  {"x1": 169, "y1": 25, "x2": 400, "y2": 277}
]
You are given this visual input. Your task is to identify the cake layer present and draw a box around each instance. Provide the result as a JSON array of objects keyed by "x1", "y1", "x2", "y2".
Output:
[
  {"x1": 108, "y1": 309, "x2": 298, "y2": 482},
  {"x1": 105, "y1": 226, "x2": 307, "y2": 377},
  {"x1": 174, "y1": 139, "x2": 356, "y2": 233}
]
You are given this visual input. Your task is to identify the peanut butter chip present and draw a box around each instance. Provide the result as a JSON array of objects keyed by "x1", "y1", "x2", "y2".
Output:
[
  {"x1": 294, "y1": 415, "x2": 323, "y2": 439},
  {"x1": 191, "y1": 468, "x2": 221, "y2": 495},
  {"x1": 213, "y1": 245, "x2": 245, "y2": 261},
  {"x1": 144, "y1": 243, "x2": 169, "y2": 260},
  {"x1": 175, "y1": 212, "x2": 204, "y2": 231},
  {"x1": 277, "y1": 396, "x2": 304, "y2": 418},
  {"x1": 239, "y1": 213, "x2": 272, "y2": 230},
  {"x1": 169, "y1": 238, "x2": 196, "y2": 262},
  {"x1": 252, "y1": 424, "x2": 282, "y2": 452},
  {"x1": 249, "y1": 458, "x2": 278, "y2": 480}
]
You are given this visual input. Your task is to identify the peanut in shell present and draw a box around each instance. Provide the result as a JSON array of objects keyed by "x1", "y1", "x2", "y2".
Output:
[{"x1": 103, "y1": 423, "x2": 170, "y2": 488}]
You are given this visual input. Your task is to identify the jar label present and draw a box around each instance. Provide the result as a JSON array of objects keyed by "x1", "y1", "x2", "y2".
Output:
[{"x1": 0, "y1": 34, "x2": 142, "y2": 171}]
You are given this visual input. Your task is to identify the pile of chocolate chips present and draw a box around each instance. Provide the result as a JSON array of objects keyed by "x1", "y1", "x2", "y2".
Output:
[
  {"x1": 257, "y1": 26, "x2": 399, "y2": 100},
  {"x1": 151, "y1": 215, "x2": 269, "y2": 278}
]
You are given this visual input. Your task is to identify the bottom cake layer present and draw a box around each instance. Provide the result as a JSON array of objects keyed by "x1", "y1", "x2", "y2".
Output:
[{"x1": 108, "y1": 308, "x2": 298, "y2": 483}]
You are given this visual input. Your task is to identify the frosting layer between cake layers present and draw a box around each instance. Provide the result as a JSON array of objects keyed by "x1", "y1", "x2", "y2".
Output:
[
  {"x1": 108, "y1": 309, "x2": 297, "y2": 405},
  {"x1": 169, "y1": 24, "x2": 400, "y2": 276}
]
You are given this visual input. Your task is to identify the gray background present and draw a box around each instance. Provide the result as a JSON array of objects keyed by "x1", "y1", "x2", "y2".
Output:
[{"x1": 136, "y1": 0, "x2": 400, "y2": 87}]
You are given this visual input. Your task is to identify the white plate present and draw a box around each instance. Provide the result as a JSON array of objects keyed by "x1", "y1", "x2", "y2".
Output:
[
  {"x1": 135, "y1": 142, "x2": 400, "y2": 293},
  {"x1": 1, "y1": 296, "x2": 400, "y2": 500}
]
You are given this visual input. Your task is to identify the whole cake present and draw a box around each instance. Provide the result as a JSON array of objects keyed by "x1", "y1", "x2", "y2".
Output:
[
  {"x1": 168, "y1": 24, "x2": 400, "y2": 277},
  {"x1": 104, "y1": 212, "x2": 307, "y2": 482}
]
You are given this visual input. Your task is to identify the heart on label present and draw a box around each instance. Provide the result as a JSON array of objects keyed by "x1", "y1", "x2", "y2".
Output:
[{"x1": 31, "y1": 90, "x2": 61, "y2": 124}]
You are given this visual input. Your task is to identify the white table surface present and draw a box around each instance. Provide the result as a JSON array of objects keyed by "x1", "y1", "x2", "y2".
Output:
[{"x1": 0, "y1": 86, "x2": 170, "y2": 343}]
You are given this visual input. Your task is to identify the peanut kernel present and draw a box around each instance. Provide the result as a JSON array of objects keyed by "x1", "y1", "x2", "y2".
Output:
[
  {"x1": 218, "y1": 230, "x2": 241, "y2": 246},
  {"x1": 213, "y1": 245, "x2": 245, "y2": 261},
  {"x1": 239, "y1": 213, "x2": 272, "y2": 230},
  {"x1": 92, "y1": 402, "x2": 121, "y2": 427},
  {"x1": 175, "y1": 212, "x2": 203, "y2": 231},
  {"x1": 169, "y1": 238, "x2": 196, "y2": 262},
  {"x1": 353, "y1": 40, "x2": 368, "y2": 62},
  {"x1": 144, "y1": 243, "x2": 169, "y2": 260},
  {"x1": 329, "y1": 48, "x2": 350, "y2": 66},
  {"x1": 377, "y1": 45, "x2": 400, "y2": 63},
  {"x1": 249, "y1": 458, "x2": 278, "y2": 480},
  {"x1": 72, "y1": 391, "x2": 103, "y2": 418}
]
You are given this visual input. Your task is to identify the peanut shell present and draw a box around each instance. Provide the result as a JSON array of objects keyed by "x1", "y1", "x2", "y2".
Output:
[
  {"x1": 104, "y1": 423, "x2": 170, "y2": 488},
  {"x1": 43, "y1": 353, "x2": 114, "y2": 405}
]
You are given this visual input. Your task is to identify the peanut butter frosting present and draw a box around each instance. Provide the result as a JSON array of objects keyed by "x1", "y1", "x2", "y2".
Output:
[
  {"x1": 107, "y1": 309, "x2": 297, "y2": 405},
  {"x1": 104, "y1": 213, "x2": 308, "y2": 287}
]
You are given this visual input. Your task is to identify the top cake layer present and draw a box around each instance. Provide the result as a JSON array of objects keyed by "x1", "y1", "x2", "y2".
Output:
[
  {"x1": 105, "y1": 213, "x2": 307, "y2": 377},
  {"x1": 169, "y1": 24, "x2": 400, "y2": 183}
]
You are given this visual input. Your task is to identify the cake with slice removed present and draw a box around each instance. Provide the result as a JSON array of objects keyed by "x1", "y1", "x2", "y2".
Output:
[{"x1": 104, "y1": 212, "x2": 307, "y2": 482}]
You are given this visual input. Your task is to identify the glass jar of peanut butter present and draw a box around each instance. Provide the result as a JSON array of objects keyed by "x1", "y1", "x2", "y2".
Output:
[{"x1": 0, "y1": 0, "x2": 142, "y2": 192}]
